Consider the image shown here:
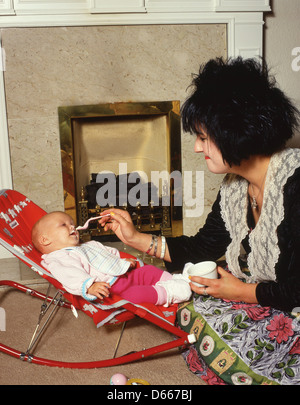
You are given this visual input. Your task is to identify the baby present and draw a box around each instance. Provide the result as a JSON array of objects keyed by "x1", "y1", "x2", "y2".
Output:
[{"x1": 31, "y1": 211, "x2": 191, "y2": 306}]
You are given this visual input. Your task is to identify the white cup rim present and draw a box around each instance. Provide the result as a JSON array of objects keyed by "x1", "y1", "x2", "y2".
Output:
[{"x1": 187, "y1": 261, "x2": 217, "y2": 277}]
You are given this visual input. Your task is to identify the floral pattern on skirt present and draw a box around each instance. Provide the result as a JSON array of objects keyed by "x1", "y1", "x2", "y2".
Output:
[{"x1": 177, "y1": 295, "x2": 300, "y2": 385}]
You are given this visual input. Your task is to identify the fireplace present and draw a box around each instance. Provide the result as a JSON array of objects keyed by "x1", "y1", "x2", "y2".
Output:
[{"x1": 58, "y1": 101, "x2": 183, "y2": 242}]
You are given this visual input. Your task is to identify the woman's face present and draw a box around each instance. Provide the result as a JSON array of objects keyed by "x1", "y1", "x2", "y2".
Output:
[{"x1": 194, "y1": 128, "x2": 230, "y2": 174}]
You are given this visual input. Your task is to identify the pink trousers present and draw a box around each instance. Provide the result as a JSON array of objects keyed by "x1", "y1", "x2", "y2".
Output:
[{"x1": 110, "y1": 264, "x2": 172, "y2": 305}]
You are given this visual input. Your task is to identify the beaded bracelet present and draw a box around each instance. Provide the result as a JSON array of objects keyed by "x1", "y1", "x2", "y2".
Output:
[
  {"x1": 146, "y1": 234, "x2": 160, "y2": 257},
  {"x1": 146, "y1": 234, "x2": 155, "y2": 254},
  {"x1": 153, "y1": 235, "x2": 158, "y2": 257}
]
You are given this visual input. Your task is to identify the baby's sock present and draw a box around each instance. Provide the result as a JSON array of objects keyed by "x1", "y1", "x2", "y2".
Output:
[
  {"x1": 154, "y1": 284, "x2": 168, "y2": 305},
  {"x1": 153, "y1": 271, "x2": 173, "y2": 305},
  {"x1": 155, "y1": 277, "x2": 192, "y2": 307},
  {"x1": 159, "y1": 271, "x2": 173, "y2": 282}
]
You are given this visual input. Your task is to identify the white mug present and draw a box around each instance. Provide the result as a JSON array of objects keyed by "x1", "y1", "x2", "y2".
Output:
[{"x1": 187, "y1": 261, "x2": 218, "y2": 287}]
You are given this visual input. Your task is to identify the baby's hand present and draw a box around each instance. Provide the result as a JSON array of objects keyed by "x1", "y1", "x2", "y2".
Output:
[
  {"x1": 125, "y1": 258, "x2": 137, "y2": 269},
  {"x1": 87, "y1": 282, "x2": 110, "y2": 300}
]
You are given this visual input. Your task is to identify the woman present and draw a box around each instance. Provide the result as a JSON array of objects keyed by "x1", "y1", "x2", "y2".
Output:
[{"x1": 100, "y1": 57, "x2": 300, "y2": 385}]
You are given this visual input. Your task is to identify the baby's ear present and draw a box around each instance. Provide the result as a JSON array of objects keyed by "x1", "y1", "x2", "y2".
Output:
[{"x1": 39, "y1": 235, "x2": 51, "y2": 248}]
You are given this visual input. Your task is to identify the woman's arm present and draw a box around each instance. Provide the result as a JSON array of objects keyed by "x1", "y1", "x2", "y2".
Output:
[
  {"x1": 100, "y1": 191, "x2": 231, "y2": 272},
  {"x1": 99, "y1": 209, "x2": 172, "y2": 261},
  {"x1": 254, "y1": 169, "x2": 300, "y2": 312}
]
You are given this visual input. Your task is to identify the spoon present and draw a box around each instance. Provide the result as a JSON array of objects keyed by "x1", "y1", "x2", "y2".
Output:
[{"x1": 76, "y1": 214, "x2": 111, "y2": 230}]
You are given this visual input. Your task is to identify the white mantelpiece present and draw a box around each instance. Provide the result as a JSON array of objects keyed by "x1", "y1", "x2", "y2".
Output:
[{"x1": 0, "y1": 0, "x2": 271, "y2": 15}]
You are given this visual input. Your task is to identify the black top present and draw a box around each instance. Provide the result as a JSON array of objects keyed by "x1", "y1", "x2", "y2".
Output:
[{"x1": 166, "y1": 167, "x2": 300, "y2": 312}]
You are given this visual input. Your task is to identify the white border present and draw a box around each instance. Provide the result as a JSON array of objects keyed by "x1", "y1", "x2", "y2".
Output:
[{"x1": 0, "y1": 32, "x2": 12, "y2": 191}]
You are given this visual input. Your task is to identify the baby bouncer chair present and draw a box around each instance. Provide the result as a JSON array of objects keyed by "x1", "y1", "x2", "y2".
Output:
[{"x1": 0, "y1": 189, "x2": 195, "y2": 368}]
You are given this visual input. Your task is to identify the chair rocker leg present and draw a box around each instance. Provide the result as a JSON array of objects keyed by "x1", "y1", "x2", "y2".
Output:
[
  {"x1": 20, "y1": 283, "x2": 64, "y2": 360},
  {"x1": 113, "y1": 321, "x2": 126, "y2": 358}
]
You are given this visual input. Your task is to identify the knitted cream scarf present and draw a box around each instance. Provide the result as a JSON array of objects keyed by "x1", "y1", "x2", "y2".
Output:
[{"x1": 220, "y1": 148, "x2": 300, "y2": 283}]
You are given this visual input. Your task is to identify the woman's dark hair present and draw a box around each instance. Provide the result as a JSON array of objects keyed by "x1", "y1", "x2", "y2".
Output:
[{"x1": 181, "y1": 57, "x2": 300, "y2": 166}]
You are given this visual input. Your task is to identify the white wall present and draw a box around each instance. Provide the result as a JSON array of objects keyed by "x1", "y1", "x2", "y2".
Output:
[{"x1": 264, "y1": 0, "x2": 300, "y2": 146}]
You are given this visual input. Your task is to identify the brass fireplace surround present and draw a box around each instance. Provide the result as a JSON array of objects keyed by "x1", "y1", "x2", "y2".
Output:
[{"x1": 58, "y1": 101, "x2": 183, "y2": 241}]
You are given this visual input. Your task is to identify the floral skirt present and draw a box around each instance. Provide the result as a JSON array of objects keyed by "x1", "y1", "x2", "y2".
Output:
[{"x1": 177, "y1": 295, "x2": 300, "y2": 385}]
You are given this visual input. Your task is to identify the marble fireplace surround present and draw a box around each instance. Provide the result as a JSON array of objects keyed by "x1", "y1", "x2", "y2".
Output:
[{"x1": 0, "y1": 4, "x2": 268, "y2": 274}]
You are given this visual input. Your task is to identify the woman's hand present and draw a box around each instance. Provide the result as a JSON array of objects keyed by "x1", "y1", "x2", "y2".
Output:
[
  {"x1": 190, "y1": 267, "x2": 258, "y2": 303},
  {"x1": 99, "y1": 208, "x2": 139, "y2": 246},
  {"x1": 87, "y1": 282, "x2": 111, "y2": 300},
  {"x1": 99, "y1": 208, "x2": 171, "y2": 261}
]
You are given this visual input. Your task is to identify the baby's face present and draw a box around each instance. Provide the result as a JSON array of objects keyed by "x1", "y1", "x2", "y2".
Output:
[{"x1": 44, "y1": 212, "x2": 79, "y2": 250}]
